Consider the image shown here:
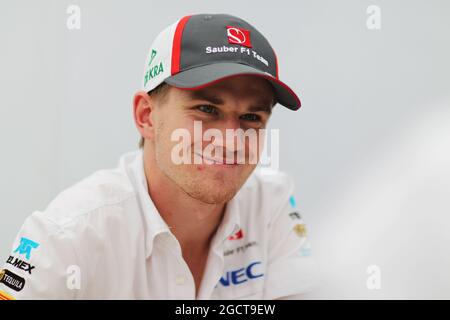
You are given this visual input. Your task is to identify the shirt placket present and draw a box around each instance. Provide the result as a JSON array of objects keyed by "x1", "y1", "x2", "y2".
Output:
[{"x1": 159, "y1": 233, "x2": 196, "y2": 299}]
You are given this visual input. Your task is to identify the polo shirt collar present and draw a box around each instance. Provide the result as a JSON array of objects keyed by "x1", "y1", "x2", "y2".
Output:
[{"x1": 126, "y1": 149, "x2": 241, "y2": 258}]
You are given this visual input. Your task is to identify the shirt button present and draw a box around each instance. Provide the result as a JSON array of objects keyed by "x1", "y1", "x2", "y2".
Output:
[{"x1": 175, "y1": 275, "x2": 186, "y2": 285}]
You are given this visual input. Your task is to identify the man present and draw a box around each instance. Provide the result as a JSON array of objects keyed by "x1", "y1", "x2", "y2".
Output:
[{"x1": 0, "y1": 13, "x2": 317, "y2": 300}]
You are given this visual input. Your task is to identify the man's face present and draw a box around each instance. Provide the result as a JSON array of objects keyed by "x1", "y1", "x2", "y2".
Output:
[{"x1": 150, "y1": 75, "x2": 275, "y2": 204}]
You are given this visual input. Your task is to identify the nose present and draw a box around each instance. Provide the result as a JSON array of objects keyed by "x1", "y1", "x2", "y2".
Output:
[{"x1": 208, "y1": 117, "x2": 248, "y2": 161}]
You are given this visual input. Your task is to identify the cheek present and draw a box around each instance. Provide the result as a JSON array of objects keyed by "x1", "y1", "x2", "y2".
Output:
[
  {"x1": 156, "y1": 114, "x2": 187, "y2": 142},
  {"x1": 156, "y1": 117, "x2": 198, "y2": 163}
]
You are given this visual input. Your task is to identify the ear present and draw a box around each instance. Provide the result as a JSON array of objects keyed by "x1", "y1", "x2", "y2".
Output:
[{"x1": 133, "y1": 90, "x2": 157, "y2": 142}]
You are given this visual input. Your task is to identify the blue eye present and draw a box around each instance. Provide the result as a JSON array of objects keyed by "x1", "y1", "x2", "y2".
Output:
[
  {"x1": 240, "y1": 113, "x2": 261, "y2": 122},
  {"x1": 197, "y1": 105, "x2": 218, "y2": 114}
]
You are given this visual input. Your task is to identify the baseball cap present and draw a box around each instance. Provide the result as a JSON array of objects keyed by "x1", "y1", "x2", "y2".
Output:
[{"x1": 142, "y1": 13, "x2": 301, "y2": 110}]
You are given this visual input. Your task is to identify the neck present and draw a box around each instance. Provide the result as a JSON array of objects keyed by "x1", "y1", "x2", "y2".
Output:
[{"x1": 143, "y1": 149, "x2": 226, "y2": 254}]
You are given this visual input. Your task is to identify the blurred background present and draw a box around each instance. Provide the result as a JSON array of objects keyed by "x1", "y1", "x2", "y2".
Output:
[{"x1": 1, "y1": 0, "x2": 449, "y2": 299}]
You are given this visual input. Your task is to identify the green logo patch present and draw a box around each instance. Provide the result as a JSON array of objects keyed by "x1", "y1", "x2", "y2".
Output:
[
  {"x1": 148, "y1": 49, "x2": 157, "y2": 67},
  {"x1": 144, "y1": 49, "x2": 164, "y2": 86}
]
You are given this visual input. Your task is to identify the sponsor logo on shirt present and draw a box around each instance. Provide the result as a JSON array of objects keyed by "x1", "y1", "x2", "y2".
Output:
[
  {"x1": 13, "y1": 237, "x2": 39, "y2": 260},
  {"x1": 289, "y1": 195, "x2": 297, "y2": 208},
  {"x1": 6, "y1": 255, "x2": 36, "y2": 274},
  {"x1": 293, "y1": 224, "x2": 307, "y2": 238},
  {"x1": 288, "y1": 211, "x2": 302, "y2": 220},
  {"x1": 228, "y1": 228, "x2": 244, "y2": 241},
  {"x1": 224, "y1": 241, "x2": 257, "y2": 257},
  {"x1": 297, "y1": 242, "x2": 312, "y2": 257},
  {"x1": 0, "y1": 289, "x2": 15, "y2": 300},
  {"x1": 0, "y1": 269, "x2": 25, "y2": 292},
  {"x1": 217, "y1": 261, "x2": 264, "y2": 287}
]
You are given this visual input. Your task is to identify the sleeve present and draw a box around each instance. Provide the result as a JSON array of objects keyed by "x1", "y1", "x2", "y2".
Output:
[
  {"x1": 262, "y1": 178, "x2": 320, "y2": 300},
  {"x1": 0, "y1": 210, "x2": 79, "y2": 300}
]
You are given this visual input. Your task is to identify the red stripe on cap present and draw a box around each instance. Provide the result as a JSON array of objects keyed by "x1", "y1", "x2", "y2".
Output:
[
  {"x1": 274, "y1": 53, "x2": 279, "y2": 80},
  {"x1": 271, "y1": 46, "x2": 279, "y2": 80},
  {"x1": 171, "y1": 15, "x2": 192, "y2": 75}
]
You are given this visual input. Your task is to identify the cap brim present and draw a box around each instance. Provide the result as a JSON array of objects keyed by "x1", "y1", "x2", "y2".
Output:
[{"x1": 164, "y1": 62, "x2": 301, "y2": 110}]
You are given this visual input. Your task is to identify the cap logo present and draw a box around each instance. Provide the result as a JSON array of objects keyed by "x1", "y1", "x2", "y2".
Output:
[
  {"x1": 226, "y1": 26, "x2": 252, "y2": 48},
  {"x1": 148, "y1": 49, "x2": 157, "y2": 67},
  {"x1": 144, "y1": 49, "x2": 164, "y2": 86}
]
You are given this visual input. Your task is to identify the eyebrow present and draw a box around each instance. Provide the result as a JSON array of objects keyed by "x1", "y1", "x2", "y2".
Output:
[{"x1": 187, "y1": 90, "x2": 274, "y2": 114}]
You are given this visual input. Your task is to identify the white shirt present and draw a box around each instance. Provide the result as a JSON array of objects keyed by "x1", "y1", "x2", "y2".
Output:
[{"x1": 0, "y1": 149, "x2": 317, "y2": 300}]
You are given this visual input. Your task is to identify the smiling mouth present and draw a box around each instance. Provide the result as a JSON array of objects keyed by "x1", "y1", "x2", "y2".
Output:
[{"x1": 194, "y1": 152, "x2": 239, "y2": 166}]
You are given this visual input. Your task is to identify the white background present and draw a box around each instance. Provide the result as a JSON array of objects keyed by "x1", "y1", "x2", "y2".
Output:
[{"x1": 1, "y1": 0, "x2": 449, "y2": 298}]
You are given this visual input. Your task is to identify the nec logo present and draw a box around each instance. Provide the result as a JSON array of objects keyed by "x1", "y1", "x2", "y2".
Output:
[
  {"x1": 218, "y1": 261, "x2": 264, "y2": 287},
  {"x1": 226, "y1": 26, "x2": 252, "y2": 48}
]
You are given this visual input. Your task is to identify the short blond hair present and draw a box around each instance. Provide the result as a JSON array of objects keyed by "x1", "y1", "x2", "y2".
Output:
[{"x1": 138, "y1": 82, "x2": 171, "y2": 149}]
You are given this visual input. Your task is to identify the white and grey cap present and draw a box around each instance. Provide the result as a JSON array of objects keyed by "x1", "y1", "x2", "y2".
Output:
[{"x1": 142, "y1": 13, "x2": 301, "y2": 110}]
